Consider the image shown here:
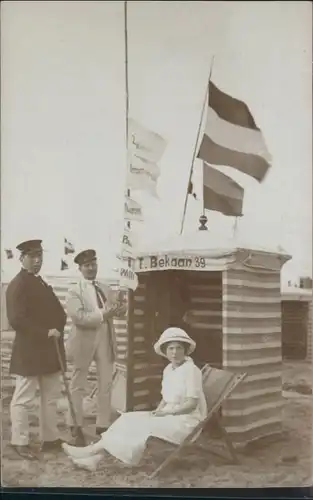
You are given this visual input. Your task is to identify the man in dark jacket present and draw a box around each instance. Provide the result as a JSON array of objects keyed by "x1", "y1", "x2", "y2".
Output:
[{"x1": 6, "y1": 239, "x2": 67, "y2": 459}]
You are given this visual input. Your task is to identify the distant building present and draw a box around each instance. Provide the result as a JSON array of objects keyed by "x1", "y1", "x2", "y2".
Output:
[{"x1": 299, "y1": 276, "x2": 312, "y2": 289}]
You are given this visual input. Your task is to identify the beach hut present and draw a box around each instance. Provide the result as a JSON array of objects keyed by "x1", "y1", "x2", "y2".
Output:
[
  {"x1": 281, "y1": 286, "x2": 312, "y2": 362},
  {"x1": 112, "y1": 220, "x2": 292, "y2": 448}
]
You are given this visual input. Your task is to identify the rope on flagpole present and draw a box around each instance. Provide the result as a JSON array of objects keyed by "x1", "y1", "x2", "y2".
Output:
[
  {"x1": 233, "y1": 217, "x2": 238, "y2": 238},
  {"x1": 179, "y1": 56, "x2": 215, "y2": 235},
  {"x1": 202, "y1": 161, "x2": 206, "y2": 217}
]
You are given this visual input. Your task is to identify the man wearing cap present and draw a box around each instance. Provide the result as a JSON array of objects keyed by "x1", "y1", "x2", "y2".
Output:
[
  {"x1": 66, "y1": 249, "x2": 125, "y2": 441},
  {"x1": 6, "y1": 240, "x2": 67, "y2": 460}
]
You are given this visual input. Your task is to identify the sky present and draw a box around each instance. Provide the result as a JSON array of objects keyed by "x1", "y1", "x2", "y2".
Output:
[{"x1": 1, "y1": 1, "x2": 312, "y2": 283}]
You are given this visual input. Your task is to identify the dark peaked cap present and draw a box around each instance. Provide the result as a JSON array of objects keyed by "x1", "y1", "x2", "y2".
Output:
[
  {"x1": 74, "y1": 249, "x2": 97, "y2": 265},
  {"x1": 16, "y1": 239, "x2": 43, "y2": 254}
]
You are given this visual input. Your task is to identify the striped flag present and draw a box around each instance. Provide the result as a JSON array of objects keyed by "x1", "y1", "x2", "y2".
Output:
[
  {"x1": 203, "y1": 162, "x2": 244, "y2": 216},
  {"x1": 61, "y1": 259, "x2": 68, "y2": 270},
  {"x1": 197, "y1": 81, "x2": 271, "y2": 182},
  {"x1": 64, "y1": 238, "x2": 75, "y2": 255},
  {"x1": 188, "y1": 163, "x2": 244, "y2": 217},
  {"x1": 5, "y1": 248, "x2": 13, "y2": 259}
]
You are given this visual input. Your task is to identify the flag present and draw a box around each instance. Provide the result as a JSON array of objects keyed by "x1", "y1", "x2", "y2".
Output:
[
  {"x1": 127, "y1": 118, "x2": 166, "y2": 199},
  {"x1": 61, "y1": 259, "x2": 68, "y2": 270},
  {"x1": 128, "y1": 118, "x2": 167, "y2": 163},
  {"x1": 202, "y1": 163, "x2": 244, "y2": 216},
  {"x1": 124, "y1": 195, "x2": 144, "y2": 222},
  {"x1": 5, "y1": 249, "x2": 13, "y2": 259},
  {"x1": 187, "y1": 180, "x2": 197, "y2": 200},
  {"x1": 121, "y1": 226, "x2": 137, "y2": 258},
  {"x1": 197, "y1": 81, "x2": 271, "y2": 182},
  {"x1": 127, "y1": 170, "x2": 159, "y2": 198},
  {"x1": 129, "y1": 154, "x2": 161, "y2": 181},
  {"x1": 64, "y1": 238, "x2": 75, "y2": 255}
]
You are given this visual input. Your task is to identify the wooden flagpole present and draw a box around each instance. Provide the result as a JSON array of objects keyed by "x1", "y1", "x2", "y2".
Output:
[
  {"x1": 179, "y1": 56, "x2": 215, "y2": 235},
  {"x1": 124, "y1": 0, "x2": 131, "y2": 233}
]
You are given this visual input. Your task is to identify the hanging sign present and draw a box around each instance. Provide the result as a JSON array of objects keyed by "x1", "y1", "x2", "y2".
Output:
[
  {"x1": 135, "y1": 253, "x2": 235, "y2": 272},
  {"x1": 118, "y1": 263, "x2": 138, "y2": 291}
]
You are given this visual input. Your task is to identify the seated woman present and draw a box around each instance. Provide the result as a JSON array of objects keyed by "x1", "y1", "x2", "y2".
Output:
[{"x1": 62, "y1": 327, "x2": 207, "y2": 471}]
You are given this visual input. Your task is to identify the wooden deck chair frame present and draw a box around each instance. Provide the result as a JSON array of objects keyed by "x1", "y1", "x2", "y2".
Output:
[{"x1": 146, "y1": 364, "x2": 247, "y2": 480}]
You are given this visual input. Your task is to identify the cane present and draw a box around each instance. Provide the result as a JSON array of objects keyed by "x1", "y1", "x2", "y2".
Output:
[
  {"x1": 53, "y1": 336, "x2": 87, "y2": 446},
  {"x1": 88, "y1": 367, "x2": 117, "y2": 400}
]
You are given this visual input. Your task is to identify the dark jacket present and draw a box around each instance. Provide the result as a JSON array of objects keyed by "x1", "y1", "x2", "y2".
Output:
[{"x1": 6, "y1": 269, "x2": 67, "y2": 376}]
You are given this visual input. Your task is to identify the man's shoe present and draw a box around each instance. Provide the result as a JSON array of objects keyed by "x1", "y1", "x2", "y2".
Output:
[
  {"x1": 11, "y1": 444, "x2": 39, "y2": 460},
  {"x1": 96, "y1": 426, "x2": 108, "y2": 436},
  {"x1": 40, "y1": 438, "x2": 64, "y2": 452}
]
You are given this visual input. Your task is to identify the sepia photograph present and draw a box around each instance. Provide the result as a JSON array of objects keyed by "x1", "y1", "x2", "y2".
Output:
[{"x1": 1, "y1": 0, "x2": 312, "y2": 489}]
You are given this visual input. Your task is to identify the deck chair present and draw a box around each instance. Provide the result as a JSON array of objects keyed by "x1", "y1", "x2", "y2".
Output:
[{"x1": 146, "y1": 364, "x2": 247, "y2": 480}]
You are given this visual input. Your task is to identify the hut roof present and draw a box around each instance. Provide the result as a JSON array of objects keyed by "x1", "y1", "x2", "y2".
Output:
[
  {"x1": 138, "y1": 229, "x2": 291, "y2": 259},
  {"x1": 281, "y1": 286, "x2": 312, "y2": 302}
]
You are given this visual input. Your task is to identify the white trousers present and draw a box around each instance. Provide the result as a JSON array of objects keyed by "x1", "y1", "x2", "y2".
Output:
[
  {"x1": 10, "y1": 372, "x2": 62, "y2": 446},
  {"x1": 67, "y1": 331, "x2": 113, "y2": 428}
]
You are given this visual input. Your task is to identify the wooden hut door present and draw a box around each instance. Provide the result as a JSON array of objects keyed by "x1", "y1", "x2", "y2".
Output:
[{"x1": 282, "y1": 301, "x2": 308, "y2": 360}]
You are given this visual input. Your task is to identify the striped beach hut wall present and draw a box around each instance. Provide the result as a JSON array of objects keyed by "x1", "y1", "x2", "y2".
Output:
[
  {"x1": 125, "y1": 229, "x2": 291, "y2": 448},
  {"x1": 222, "y1": 264, "x2": 283, "y2": 445}
]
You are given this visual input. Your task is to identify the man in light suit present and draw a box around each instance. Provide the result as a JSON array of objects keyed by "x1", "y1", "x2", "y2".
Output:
[{"x1": 66, "y1": 249, "x2": 125, "y2": 441}]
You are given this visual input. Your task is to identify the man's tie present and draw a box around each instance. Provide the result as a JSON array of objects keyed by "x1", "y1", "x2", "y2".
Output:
[{"x1": 92, "y1": 281, "x2": 107, "y2": 309}]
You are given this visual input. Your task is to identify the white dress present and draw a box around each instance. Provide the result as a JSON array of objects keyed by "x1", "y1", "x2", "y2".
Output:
[{"x1": 99, "y1": 357, "x2": 207, "y2": 465}]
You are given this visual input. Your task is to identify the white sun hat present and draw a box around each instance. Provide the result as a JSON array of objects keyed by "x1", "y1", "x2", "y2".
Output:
[{"x1": 154, "y1": 327, "x2": 196, "y2": 358}]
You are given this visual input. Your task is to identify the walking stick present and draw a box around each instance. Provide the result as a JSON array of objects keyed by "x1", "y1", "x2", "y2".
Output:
[
  {"x1": 88, "y1": 367, "x2": 118, "y2": 400},
  {"x1": 53, "y1": 336, "x2": 87, "y2": 446}
]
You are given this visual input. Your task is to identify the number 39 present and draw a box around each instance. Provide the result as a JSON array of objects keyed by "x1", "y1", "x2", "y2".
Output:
[{"x1": 195, "y1": 257, "x2": 205, "y2": 268}]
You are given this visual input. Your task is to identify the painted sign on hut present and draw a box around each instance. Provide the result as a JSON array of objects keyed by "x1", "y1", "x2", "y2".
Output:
[{"x1": 111, "y1": 224, "x2": 291, "y2": 448}]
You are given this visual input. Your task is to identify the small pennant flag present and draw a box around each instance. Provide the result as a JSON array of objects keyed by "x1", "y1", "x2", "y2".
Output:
[
  {"x1": 121, "y1": 226, "x2": 137, "y2": 258},
  {"x1": 127, "y1": 169, "x2": 159, "y2": 198},
  {"x1": 127, "y1": 118, "x2": 166, "y2": 199},
  {"x1": 124, "y1": 196, "x2": 144, "y2": 222},
  {"x1": 5, "y1": 249, "x2": 13, "y2": 259},
  {"x1": 129, "y1": 154, "x2": 161, "y2": 181},
  {"x1": 64, "y1": 238, "x2": 75, "y2": 255},
  {"x1": 61, "y1": 259, "x2": 68, "y2": 270},
  {"x1": 197, "y1": 81, "x2": 271, "y2": 182}
]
